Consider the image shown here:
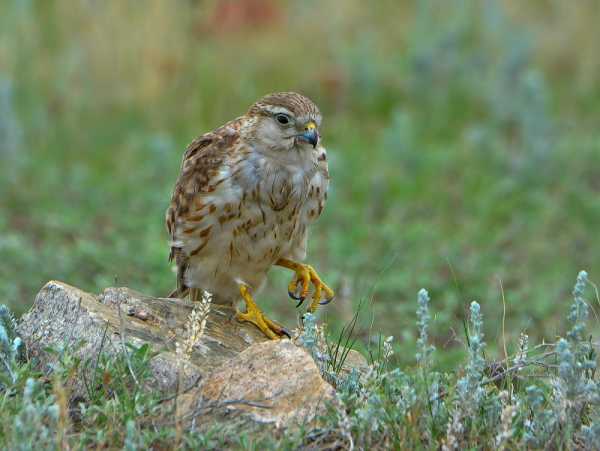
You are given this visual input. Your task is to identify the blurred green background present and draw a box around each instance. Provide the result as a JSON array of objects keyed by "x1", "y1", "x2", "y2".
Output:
[{"x1": 1, "y1": 0, "x2": 600, "y2": 367}]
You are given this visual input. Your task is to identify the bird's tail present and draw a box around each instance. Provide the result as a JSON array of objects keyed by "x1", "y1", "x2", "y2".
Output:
[
  {"x1": 167, "y1": 257, "x2": 189, "y2": 299},
  {"x1": 167, "y1": 286, "x2": 189, "y2": 298}
]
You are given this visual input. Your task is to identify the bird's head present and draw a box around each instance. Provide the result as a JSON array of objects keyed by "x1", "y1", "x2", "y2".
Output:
[{"x1": 245, "y1": 92, "x2": 322, "y2": 154}]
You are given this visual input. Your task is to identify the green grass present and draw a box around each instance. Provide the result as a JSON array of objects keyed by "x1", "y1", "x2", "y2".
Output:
[
  {"x1": 1, "y1": 271, "x2": 598, "y2": 449},
  {"x1": 2, "y1": 0, "x2": 600, "y2": 372}
]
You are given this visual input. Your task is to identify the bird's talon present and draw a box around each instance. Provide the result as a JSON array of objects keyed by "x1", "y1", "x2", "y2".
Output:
[
  {"x1": 278, "y1": 258, "x2": 333, "y2": 312},
  {"x1": 288, "y1": 290, "x2": 302, "y2": 301},
  {"x1": 281, "y1": 327, "x2": 291, "y2": 339},
  {"x1": 237, "y1": 285, "x2": 288, "y2": 340},
  {"x1": 319, "y1": 291, "x2": 335, "y2": 305}
]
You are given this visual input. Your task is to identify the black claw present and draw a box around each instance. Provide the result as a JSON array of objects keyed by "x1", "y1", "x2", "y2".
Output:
[
  {"x1": 289, "y1": 290, "x2": 305, "y2": 307},
  {"x1": 281, "y1": 327, "x2": 291, "y2": 339},
  {"x1": 320, "y1": 296, "x2": 335, "y2": 305},
  {"x1": 288, "y1": 290, "x2": 302, "y2": 301}
]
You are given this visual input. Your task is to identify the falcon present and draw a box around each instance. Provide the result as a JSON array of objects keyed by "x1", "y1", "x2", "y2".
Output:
[{"x1": 166, "y1": 92, "x2": 334, "y2": 339}]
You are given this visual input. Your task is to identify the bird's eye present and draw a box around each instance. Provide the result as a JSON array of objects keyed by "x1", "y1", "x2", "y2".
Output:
[{"x1": 275, "y1": 114, "x2": 290, "y2": 125}]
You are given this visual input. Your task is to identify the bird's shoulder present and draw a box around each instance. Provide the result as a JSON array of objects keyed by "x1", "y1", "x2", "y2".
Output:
[
  {"x1": 180, "y1": 117, "x2": 245, "y2": 180},
  {"x1": 166, "y1": 117, "x2": 245, "y2": 237}
]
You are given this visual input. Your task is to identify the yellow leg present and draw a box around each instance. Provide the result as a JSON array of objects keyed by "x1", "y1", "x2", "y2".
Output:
[
  {"x1": 236, "y1": 285, "x2": 289, "y2": 339},
  {"x1": 276, "y1": 258, "x2": 335, "y2": 313}
]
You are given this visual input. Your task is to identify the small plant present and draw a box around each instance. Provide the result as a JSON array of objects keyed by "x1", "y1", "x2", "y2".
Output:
[
  {"x1": 416, "y1": 288, "x2": 435, "y2": 369},
  {"x1": 299, "y1": 313, "x2": 334, "y2": 381},
  {"x1": 0, "y1": 305, "x2": 25, "y2": 391},
  {"x1": 310, "y1": 270, "x2": 600, "y2": 449},
  {"x1": 457, "y1": 301, "x2": 486, "y2": 409},
  {"x1": 2, "y1": 269, "x2": 600, "y2": 449},
  {"x1": 10, "y1": 378, "x2": 60, "y2": 450},
  {"x1": 176, "y1": 289, "x2": 212, "y2": 358}
]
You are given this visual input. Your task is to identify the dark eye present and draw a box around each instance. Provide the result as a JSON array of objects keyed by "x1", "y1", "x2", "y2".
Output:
[{"x1": 275, "y1": 114, "x2": 290, "y2": 125}]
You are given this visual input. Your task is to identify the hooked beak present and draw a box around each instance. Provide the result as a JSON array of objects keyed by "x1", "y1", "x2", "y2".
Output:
[{"x1": 297, "y1": 121, "x2": 318, "y2": 148}]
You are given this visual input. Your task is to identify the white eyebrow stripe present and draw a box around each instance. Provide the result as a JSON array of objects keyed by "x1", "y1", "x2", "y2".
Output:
[{"x1": 265, "y1": 106, "x2": 294, "y2": 116}]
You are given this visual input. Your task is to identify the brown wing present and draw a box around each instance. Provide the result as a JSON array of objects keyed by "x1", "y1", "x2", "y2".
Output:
[{"x1": 165, "y1": 119, "x2": 242, "y2": 294}]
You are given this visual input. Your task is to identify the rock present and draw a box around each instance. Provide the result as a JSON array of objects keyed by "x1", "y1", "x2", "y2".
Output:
[
  {"x1": 18, "y1": 281, "x2": 269, "y2": 394},
  {"x1": 17, "y1": 280, "x2": 365, "y2": 430},
  {"x1": 185, "y1": 340, "x2": 336, "y2": 427}
]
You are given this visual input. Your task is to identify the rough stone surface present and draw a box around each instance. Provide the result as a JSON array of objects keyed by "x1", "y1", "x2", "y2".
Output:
[
  {"x1": 17, "y1": 281, "x2": 270, "y2": 395},
  {"x1": 17, "y1": 280, "x2": 366, "y2": 429},
  {"x1": 188, "y1": 340, "x2": 336, "y2": 427}
]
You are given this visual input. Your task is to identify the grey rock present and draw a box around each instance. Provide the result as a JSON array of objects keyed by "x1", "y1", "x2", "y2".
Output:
[{"x1": 17, "y1": 280, "x2": 367, "y2": 430}]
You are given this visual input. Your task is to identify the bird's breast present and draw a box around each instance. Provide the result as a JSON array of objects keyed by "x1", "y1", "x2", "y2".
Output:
[{"x1": 240, "y1": 154, "x2": 312, "y2": 210}]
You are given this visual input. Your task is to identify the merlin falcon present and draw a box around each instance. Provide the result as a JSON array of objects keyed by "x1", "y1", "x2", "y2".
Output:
[{"x1": 166, "y1": 92, "x2": 334, "y2": 339}]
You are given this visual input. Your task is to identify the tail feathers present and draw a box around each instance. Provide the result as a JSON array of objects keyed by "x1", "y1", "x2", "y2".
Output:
[
  {"x1": 167, "y1": 287, "x2": 204, "y2": 302},
  {"x1": 167, "y1": 287, "x2": 189, "y2": 298},
  {"x1": 167, "y1": 257, "x2": 189, "y2": 299}
]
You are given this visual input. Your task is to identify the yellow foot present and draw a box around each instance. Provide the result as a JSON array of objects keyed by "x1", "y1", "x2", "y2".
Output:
[
  {"x1": 276, "y1": 258, "x2": 335, "y2": 313},
  {"x1": 236, "y1": 285, "x2": 290, "y2": 340}
]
